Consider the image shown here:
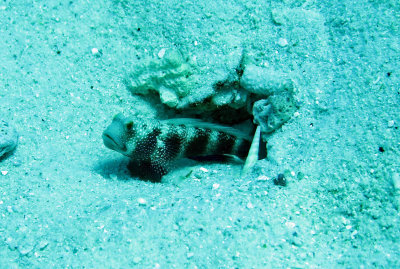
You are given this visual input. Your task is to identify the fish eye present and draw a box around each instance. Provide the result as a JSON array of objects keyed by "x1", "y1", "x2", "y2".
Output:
[{"x1": 125, "y1": 121, "x2": 133, "y2": 131}]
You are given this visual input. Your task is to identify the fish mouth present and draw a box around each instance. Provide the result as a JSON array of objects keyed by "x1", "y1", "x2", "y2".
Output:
[{"x1": 102, "y1": 133, "x2": 127, "y2": 152}]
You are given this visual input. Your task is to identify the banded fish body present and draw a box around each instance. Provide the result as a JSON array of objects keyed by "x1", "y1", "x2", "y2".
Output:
[{"x1": 102, "y1": 113, "x2": 254, "y2": 181}]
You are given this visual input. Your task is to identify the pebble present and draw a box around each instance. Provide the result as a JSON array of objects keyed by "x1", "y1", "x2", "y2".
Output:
[
  {"x1": 273, "y1": 173, "x2": 287, "y2": 186},
  {"x1": 91, "y1": 47, "x2": 102, "y2": 57},
  {"x1": 212, "y1": 183, "x2": 220, "y2": 190},
  {"x1": 18, "y1": 244, "x2": 34, "y2": 256},
  {"x1": 256, "y1": 175, "x2": 269, "y2": 181},
  {"x1": 38, "y1": 239, "x2": 49, "y2": 250},
  {"x1": 199, "y1": 167, "x2": 208, "y2": 173},
  {"x1": 0, "y1": 120, "x2": 18, "y2": 159},
  {"x1": 133, "y1": 257, "x2": 142, "y2": 264},
  {"x1": 277, "y1": 37, "x2": 288, "y2": 47},
  {"x1": 187, "y1": 252, "x2": 194, "y2": 258},
  {"x1": 137, "y1": 198, "x2": 147, "y2": 205},
  {"x1": 157, "y1": 48, "x2": 166, "y2": 58},
  {"x1": 285, "y1": 221, "x2": 296, "y2": 229}
]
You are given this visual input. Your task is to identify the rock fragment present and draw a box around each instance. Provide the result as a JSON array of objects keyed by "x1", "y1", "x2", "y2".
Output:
[
  {"x1": 0, "y1": 120, "x2": 18, "y2": 159},
  {"x1": 252, "y1": 92, "x2": 298, "y2": 136}
]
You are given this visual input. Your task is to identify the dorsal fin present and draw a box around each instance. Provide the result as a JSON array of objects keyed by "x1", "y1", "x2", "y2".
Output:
[{"x1": 162, "y1": 118, "x2": 251, "y2": 141}]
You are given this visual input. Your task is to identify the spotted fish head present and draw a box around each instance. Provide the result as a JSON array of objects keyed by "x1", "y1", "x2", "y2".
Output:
[{"x1": 102, "y1": 113, "x2": 135, "y2": 156}]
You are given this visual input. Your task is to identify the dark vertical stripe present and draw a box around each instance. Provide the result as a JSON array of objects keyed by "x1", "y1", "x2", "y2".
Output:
[
  {"x1": 215, "y1": 132, "x2": 236, "y2": 155},
  {"x1": 163, "y1": 125, "x2": 184, "y2": 160},
  {"x1": 235, "y1": 139, "x2": 251, "y2": 159},
  {"x1": 185, "y1": 128, "x2": 211, "y2": 157}
]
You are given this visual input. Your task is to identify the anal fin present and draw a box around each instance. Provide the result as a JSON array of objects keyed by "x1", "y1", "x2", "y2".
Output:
[{"x1": 188, "y1": 154, "x2": 243, "y2": 163}]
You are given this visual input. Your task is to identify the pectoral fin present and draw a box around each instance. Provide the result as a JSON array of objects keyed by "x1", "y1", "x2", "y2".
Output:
[{"x1": 127, "y1": 159, "x2": 169, "y2": 182}]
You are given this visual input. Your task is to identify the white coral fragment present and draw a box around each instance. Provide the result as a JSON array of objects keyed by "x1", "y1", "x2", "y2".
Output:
[
  {"x1": 240, "y1": 64, "x2": 293, "y2": 96},
  {"x1": 126, "y1": 49, "x2": 196, "y2": 108},
  {"x1": 159, "y1": 86, "x2": 179, "y2": 108}
]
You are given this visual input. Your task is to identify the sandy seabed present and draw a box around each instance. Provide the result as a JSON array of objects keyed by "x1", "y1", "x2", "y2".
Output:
[{"x1": 1, "y1": 0, "x2": 399, "y2": 268}]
